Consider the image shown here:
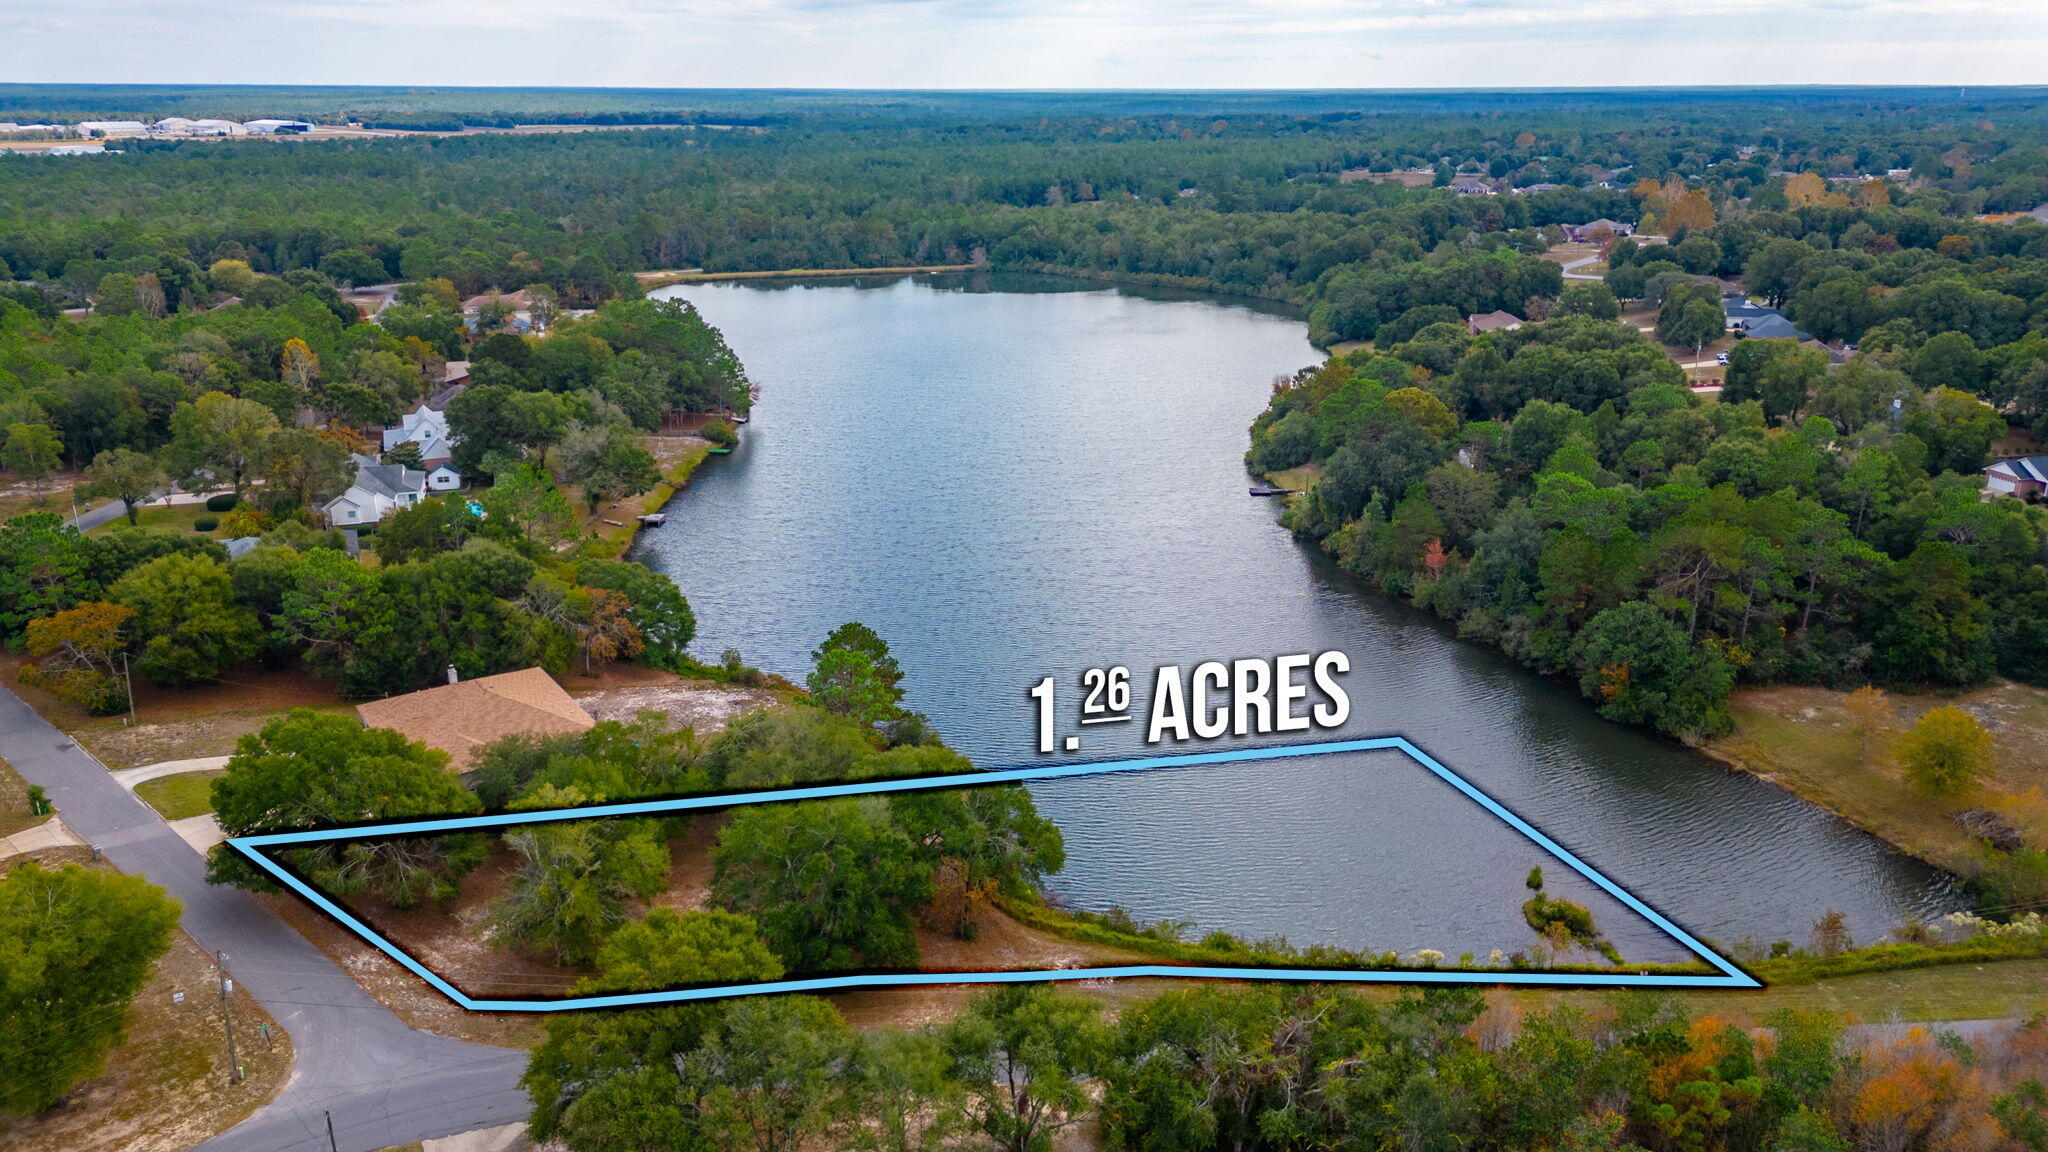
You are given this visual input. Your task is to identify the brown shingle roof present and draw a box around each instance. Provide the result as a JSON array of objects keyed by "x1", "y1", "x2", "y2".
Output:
[{"x1": 355, "y1": 667, "x2": 594, "y2": 772}]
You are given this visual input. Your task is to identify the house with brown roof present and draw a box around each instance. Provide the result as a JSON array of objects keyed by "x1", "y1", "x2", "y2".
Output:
[
  {"x1": 1466, "y1": 310, "x2": 1524, "y2": 335},
  {"x1": 355, "y1": 667, "x2": 595, "y2": 772}
]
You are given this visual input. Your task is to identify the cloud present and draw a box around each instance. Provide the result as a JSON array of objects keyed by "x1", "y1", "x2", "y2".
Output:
[{"x1": 2, "y1": 0, "x2": 2045, "y2": 87}]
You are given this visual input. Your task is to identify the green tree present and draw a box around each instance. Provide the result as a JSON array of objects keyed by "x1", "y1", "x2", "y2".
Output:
[
  {"x1": 1, "y1": 423, "x2": 63, "y2": 501},
  {"x1": 574, "y1": 559, "x2": 695, "y2": 669},
  {"x1": 807, "y1": 621, "x2": 908, "y2": 728},
  {"x1": 558, "y1": 421, "x2": 659, "y2": 513},
  {"x1": 578, "y1": 908, "x2": 783, "y2": 993},
  {"x1": 1557, "y1": 282, "x2": 1621, "y2": 321},
  {"x1": 164, "y1": 392, "x2": 281, "y2": 497},
  {"x1": 478, "y1": 461, "x2": 578, "y2": 547},
  {"x1": 942, "y1": 984, "x2": 1108, "y2": 1152},
  {"x1": 711, "y1": 797, "x2": 931, "y2": 972},
  {"x1": 109, "y1": 552, "x2": 259, "y2": 684},
  {"x1": 0, "y1": 864, "x2": 179, "y2": 1114},
  {"x1": 1896, "y1": 705, "x2": 1993, "y2": 798},
  {"x1": 1571, "y1": 601, "x2": 1735, "y2": 737},
  {"x1": 0, "y1": 512, "x2": 96, "y2": 640},
  {"x1": 253, "y1": 428, "x2": 354, "y2": 515},
  {"x1": 489, "y1": 784, "x2": 670, "y2": 966},
  {"x1": 208, "y1": 709, "x2": 485, "y2": 906},
  {"x1": 78, "y1": 448, "x2": 167, "y2": 526}
]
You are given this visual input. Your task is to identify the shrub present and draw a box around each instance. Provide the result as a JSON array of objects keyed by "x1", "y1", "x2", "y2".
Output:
[
  {"x1": 204, "y1": 493, "x2": 240, "y2": 512},
  {"x1": 192, "y1": 517, "x2": 218, "y2": 532},
  {"x1": 701, "y1": 417, "x2": 739, "y2": 448}
]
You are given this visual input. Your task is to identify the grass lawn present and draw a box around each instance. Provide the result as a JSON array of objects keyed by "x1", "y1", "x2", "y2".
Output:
[
  {"x1": 1264, "y1": 463, "x2": 1322, "y2": 494},
  {"x1": 1524, "y1": 957, "x2": 2048, "y2": 1025},
  {"x1": 135, "y1": 771, "x2": 224, "y2": 821},
  {"x1": 1706, "y1": 679, "x2": 2048, "y2": 877},
  {"x1": 84, "y1": 503, "x2": 221, "y2": 537},
  {"x1": 0, "y1": 756, "x2": 47, "y2": 838},
  {"x1": 568, "y1": 431, "x2": 715, "y2": 559}
]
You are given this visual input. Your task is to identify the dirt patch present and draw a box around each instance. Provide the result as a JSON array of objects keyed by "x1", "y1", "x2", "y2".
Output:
[
  {"x1": 0, "y1": 755, "x2": 44, "y2": 838},
  {"x1": 0, "y1": 858, "x2": 292, "y2": 1152},
  {"x1": 345, "y1": 849, "x2": 586, "y2": 1003},
  {"x1": 574, "y1": 678, "x2": 782, "y2": 737},
  {"x1": 258, "y1": 890, "x2": 546, "y2": 1048},
  {"x1": 308, "y1": 807, "x2": 1156, "y2": 1036},
  {"x1": 0, "y1": 470, "x2": 87, "y2": 521},
  {"x1": 0, "y1": 653, "x2": 348, "y2": 769}
]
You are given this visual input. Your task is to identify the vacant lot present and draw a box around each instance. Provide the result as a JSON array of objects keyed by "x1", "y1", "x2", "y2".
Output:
[
  {"x1": 0, "y1": 652, "x2": 349, "y2": 769},
  {"x1": 1707, "y1": 678, "x2": 2048, "y2": 875}
]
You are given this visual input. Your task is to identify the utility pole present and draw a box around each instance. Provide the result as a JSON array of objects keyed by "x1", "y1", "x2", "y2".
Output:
[
  {"x1": 216, "y1": 950, "x2": 241, "y2": 1085},
  {"x1": 120, "y1": 651, "x2": 136, "y2": 724},
  {"x1": 325, "y1": 1111, "x2": 340, "y2": 1152}
]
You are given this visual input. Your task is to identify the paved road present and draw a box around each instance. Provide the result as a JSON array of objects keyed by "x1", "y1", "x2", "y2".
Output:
[
  {"x1": 1559, "y1": 253, "x2": 1604, "y2": 281},
  {"x1": 66, "y1": 489, "x2": 218, "y2": 533},
  {"x1": 0, "y1": 686, "x2": 529, "y2": 1152}
]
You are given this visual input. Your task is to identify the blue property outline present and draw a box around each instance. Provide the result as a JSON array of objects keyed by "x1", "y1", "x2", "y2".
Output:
[{"x1": 228, "y1": 736, "x2": 1762, "y2": 1011}]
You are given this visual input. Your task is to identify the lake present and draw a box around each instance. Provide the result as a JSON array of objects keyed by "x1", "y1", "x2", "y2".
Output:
[{"x1": 637, "y1": 272, "x2": 1965, "y2": 963}]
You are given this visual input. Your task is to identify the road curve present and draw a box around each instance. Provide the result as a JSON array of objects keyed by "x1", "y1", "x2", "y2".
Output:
[{"x1": 0, "y1": 686, "x2": 529, "y2": 1152}]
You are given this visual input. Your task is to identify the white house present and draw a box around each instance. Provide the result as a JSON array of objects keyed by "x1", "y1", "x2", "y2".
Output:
[
  {"x1": 382, "y1": 404, "x2": 459, "y2": 470},
  {"x1": 323, "y1": 455, "x2": 427, "y2": 527}
]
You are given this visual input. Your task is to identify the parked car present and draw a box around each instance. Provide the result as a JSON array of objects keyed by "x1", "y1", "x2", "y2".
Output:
[{"x1": 1715, "y1": 351, "x2": 1729, "y2": 365}]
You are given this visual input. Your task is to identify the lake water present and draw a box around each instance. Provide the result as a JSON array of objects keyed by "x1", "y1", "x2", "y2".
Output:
[{"x1": 638, "y1": 272, "x2": 1965, "y2": 963}]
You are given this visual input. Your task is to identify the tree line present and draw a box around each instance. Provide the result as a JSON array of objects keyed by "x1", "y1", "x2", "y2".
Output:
[{"x1": 516, "y1": 973, "x2": 2048, "y2": 1152}]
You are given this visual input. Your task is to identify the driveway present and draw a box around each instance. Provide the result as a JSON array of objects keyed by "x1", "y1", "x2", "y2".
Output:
[
  {"x1": 0, "y1": 686, "x2": 529, "y2": 1152},
  {"x1": 1559, "y1": 253, "x2": 1604, "y2": 281}
]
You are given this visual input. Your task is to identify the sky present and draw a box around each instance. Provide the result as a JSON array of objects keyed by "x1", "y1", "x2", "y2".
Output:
[{"x1": 5, "y1": 0, "x2": 2048, "y2": 89}]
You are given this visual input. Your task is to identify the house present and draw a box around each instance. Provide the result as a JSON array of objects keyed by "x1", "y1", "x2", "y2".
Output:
[
  {"x1": 382, "y1": 404, "x2": 460, "y2": 470},
  {"x1": 355, "y1": 667, "x2": 595, "y2": 773},
  {"x1": 1722, "y1": 295, "x2": 1779, "y2": 331},
  {"x1": 1985, "y1": 456, "x2": 2048, "y2": 498},
  {"x1": 1466, "y1": 310, "x2": 1523, "y2": 335},
  {"x1": 1565, "y1": 218, "x2": 1634, "y2": 242},
  {"x1": 1514, "y1": 182, "x2": 1564, "y2": 194},
  {"x1": 1742, "y1": 314, "x2": 1813, "y2": 342},
  {"x1": 223, "y1": 536, "x2": 263, "y2": 560},
  {"x1": 426, "y1": 361, "x2": 471, "y2": 411},
  {"x1": 1449, "y1": 179, "x2": 1495, "y2": 196},
  {"x1": 322, "y1": 454, "x2": 427, "y2": 527}
]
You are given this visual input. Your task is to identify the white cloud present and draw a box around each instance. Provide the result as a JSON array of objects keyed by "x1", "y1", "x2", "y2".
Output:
[{"x1": 2, "y1": 0, "x2": 2045, "y2": 87}]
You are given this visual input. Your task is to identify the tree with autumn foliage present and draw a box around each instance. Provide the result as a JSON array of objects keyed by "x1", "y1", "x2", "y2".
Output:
[
  {"x1": 279, "y1": 337, "x2": 320, "y2": 392},
  {"x1": 1897, "y1": 705, "x2": 1993, "y2": 798},
  {"x1": 20, "y1": 601, "x2": 134, "y2": 713}
]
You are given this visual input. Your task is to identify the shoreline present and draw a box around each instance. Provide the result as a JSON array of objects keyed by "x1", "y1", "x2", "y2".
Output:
[{"x1": 638, "y1": 264, "x2": 975, "y2": 289}]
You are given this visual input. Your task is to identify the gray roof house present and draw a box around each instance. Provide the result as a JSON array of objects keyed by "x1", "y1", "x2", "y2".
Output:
[
  {"x1": 1722, "y1": 296, "x2": 1779, "y2": 329},
  {"x1": 1742, "y1": 314, "x2": 1813, "y2": 342},
  {"x1": 322, "y1": 455, "x2": 428, "y2": 527}
]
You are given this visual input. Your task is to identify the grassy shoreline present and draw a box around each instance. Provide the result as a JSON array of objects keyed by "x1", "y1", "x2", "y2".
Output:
[
  {"x1": 1702, "y1": 680, "x2": 2048, "y2": 882},
  {"x1": 578, "y1": 431, "x2": 718, "y2": 560}
]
